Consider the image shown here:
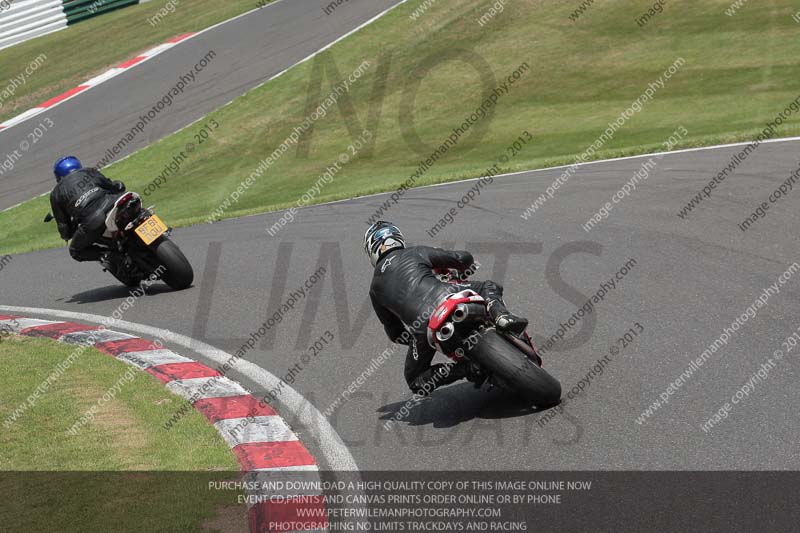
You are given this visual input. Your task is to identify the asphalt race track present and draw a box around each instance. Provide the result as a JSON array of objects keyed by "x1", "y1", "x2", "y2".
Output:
[
  {"x1": 0, "y1": 0, "x2": 403, "y2": 210},
  {"x1": 3, "y1": 137, "x2": 799, "y2": 471}
]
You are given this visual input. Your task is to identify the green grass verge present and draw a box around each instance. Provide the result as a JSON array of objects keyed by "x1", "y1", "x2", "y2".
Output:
[
  {"x1": 0, "y1": 0, "x2": 267, "y2": 124},
  {"x1": 0, "y1": 336, "x2": 238, "y2": 470},
  {"x1": 4, "y1": 0, "x2": 800, "y2": 254},
  {"x1": 0, "y1": 336, "x2": 245, "y2": 530}
]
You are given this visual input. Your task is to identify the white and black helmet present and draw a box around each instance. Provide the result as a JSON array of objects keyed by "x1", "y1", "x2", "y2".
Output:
[{"x1": 364, "y1": 221, "x2": 405, "y2": 266}]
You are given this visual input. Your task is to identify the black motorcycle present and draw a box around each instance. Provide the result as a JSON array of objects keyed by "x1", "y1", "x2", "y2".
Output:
[
  {"x1": 428, "y1": 273, "x2": 561, "y2": 407},
  {"x1": 46, "y1": 192, "x2": 193, "y2": 290}
]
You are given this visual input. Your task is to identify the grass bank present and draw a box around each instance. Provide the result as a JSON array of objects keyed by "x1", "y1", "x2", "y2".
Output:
[{"x1": 0, "y1": 335, "x2": 243, "y2": 530}]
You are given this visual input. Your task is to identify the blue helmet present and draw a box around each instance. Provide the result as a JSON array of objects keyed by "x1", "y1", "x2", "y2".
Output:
[{"x1": 54, "y1": 156, "x2": 82, "y2": 180}]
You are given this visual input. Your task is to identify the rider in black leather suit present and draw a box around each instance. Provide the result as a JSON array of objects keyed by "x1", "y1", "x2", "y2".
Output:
[
  {"x1": 365, "y1": 221, "x2": 529, "y2": 395},
  {"x1": 50, "y1": 156, "x2": 126, "y2": 262}
]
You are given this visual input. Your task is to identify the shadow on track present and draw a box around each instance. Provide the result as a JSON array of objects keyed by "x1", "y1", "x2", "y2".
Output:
[
  {"x1": 64, "y1": 283, "x2": 174, "y2": 304},
  {"x1": 377, "y1": 383, "x2": 557, "y2": 430}
]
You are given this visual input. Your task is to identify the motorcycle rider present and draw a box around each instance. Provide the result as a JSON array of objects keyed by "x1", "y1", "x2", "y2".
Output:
[
  {"x1": 49, "y1": 156, "x2": 126, "y2": 263},
  {"x1": 365, "y1": 221, "x2": 530, "y2": 395}
]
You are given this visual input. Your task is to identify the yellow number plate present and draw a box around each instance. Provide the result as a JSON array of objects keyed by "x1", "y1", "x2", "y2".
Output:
[{"x1": 135, "y1": 215, "x2": 167, "y2": 245}]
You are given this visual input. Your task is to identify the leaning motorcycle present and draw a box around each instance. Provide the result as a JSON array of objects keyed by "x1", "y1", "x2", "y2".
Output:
[
  {"x1": 46, "y1": 192, "x2": 193, "y2": 290},
  {"x1": 428, "y1": 272, "x2": 561, "y2": 407}
]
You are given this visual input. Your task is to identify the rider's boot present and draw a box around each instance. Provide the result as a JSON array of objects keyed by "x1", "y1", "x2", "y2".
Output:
[
  {"x1": 99, "y1": 250, "x2": 124, "y2": 274},
  {"x1": 466, "y1": 361, "x2": 488, "y2": 389},
  {"x1": 487, "y1": 299, "x2": 529, "y2": 336},
  {"x1": 410, "y1": 362, "x2": 471, "y2": 397},
  {"x1": 99, "y1": 251, "x2": 114, "y2": 271}
]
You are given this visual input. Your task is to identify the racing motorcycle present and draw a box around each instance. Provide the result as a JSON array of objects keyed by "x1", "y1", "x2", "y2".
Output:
[
  {"x1": 45, "y1": 192, "x2": 193, "y2": 290},
  {"x1": 429, "y1": 271, "x2": 561, "y2": 407}
]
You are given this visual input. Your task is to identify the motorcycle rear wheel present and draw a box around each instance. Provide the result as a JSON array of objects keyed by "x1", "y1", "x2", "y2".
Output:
[
  {"x1": 151, "y1": 237, "x2": 194, "y2": 290},
  {"x1": 470, "y1": 328, "x2": 561, "y2": 407}
]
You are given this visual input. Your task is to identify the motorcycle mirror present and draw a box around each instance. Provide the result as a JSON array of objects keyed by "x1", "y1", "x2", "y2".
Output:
[{"x1": 44, "y1": 213, "x2": 54, "y2": 223}]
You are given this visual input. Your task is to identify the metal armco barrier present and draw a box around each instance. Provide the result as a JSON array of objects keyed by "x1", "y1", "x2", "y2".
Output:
[
  {"x1": 0, "y1": 0, "x2": 68, "y2": 50},
  {"x1": 0, "y1": 0, "x2": 141, "y2": 51},
  {"x1": 62, "y1": 0, "x2": 139, "y2": 25}
]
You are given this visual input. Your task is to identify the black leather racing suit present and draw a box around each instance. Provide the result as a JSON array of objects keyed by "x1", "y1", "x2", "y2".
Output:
[
  {"x1": 369, "y1": 245, "x2": 513, "y2": 394},
  {"x1": 49, "y1": 168, "x2": 126, "y2": 262}
]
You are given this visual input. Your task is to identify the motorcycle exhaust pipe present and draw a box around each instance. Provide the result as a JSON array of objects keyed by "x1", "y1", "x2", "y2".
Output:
[
  {"x1": 453, "y1": 303, "x2": 487, "y2": 323},
  {"x1": 453, "y1": 304, "x2": 469, "y2": 322},
  {"x1": 436, "y1": 322, "x2": 455, "y2": 342}
]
